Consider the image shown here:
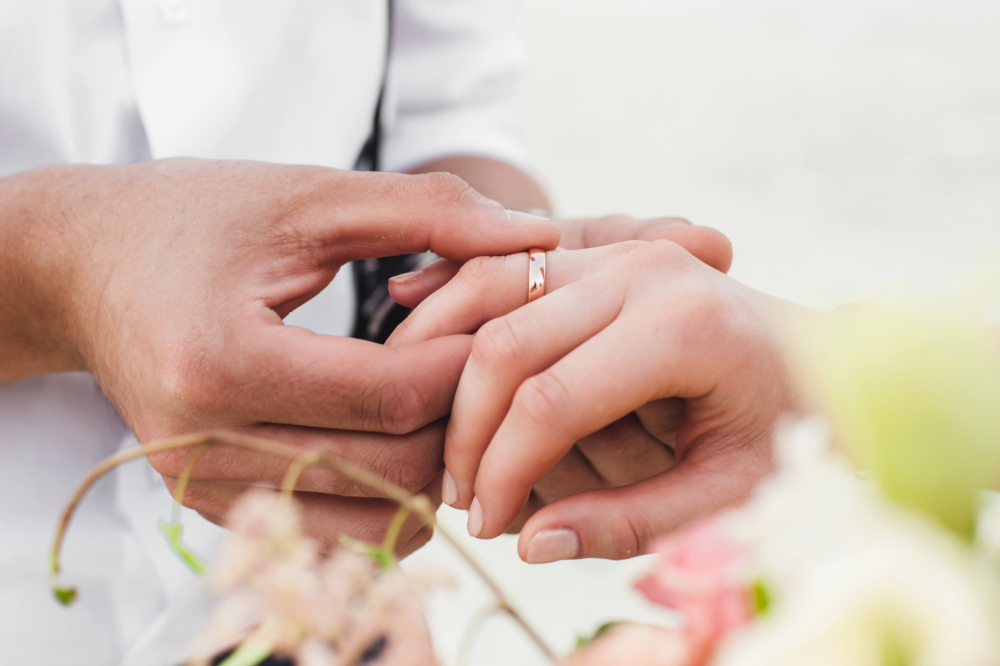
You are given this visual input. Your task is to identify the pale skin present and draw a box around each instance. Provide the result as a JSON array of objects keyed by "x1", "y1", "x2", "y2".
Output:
[
  {"x1": 0, "y1": 154, "x2": 729, "y2": 554},
  {"x1": 388, "y1": 239, "x2": 804, "y2": 562}
]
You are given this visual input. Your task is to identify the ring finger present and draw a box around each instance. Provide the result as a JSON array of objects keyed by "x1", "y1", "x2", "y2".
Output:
[{"x1": 442, "y1": 261, "x2": 634, "y2": 509}]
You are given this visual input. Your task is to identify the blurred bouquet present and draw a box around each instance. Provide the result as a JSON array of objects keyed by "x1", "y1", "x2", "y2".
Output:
[
  {"x1": 576, "y1": 307, "x2": 1000, "y2": 666},
  {"x1": 188, "y1": 490, "x2": 441, "y2": 666},
  {"x1": 52, "y1": 304, "x2": 1000, "y2": 666}
]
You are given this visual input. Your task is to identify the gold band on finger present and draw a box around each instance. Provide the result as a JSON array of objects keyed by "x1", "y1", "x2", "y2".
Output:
[{"x1": 527, "y1": 248, "x2": 546, "y2": 303}]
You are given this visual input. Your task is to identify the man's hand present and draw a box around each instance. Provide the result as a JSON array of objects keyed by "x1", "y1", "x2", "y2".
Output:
[
  {"x1": 387, "y1": 241, "x2": 802, "y2": 560},
  {"x1": 0, "y1": 158, "x2": 559, "y2": 554}
]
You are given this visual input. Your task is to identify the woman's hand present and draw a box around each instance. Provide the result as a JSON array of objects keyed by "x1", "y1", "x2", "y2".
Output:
[
  {"x1": 388, "y1": 240, "x2": 803, "y2": 561},
  {"x1": 387, "y1": 219, "x2": 732, "y2": 536}
]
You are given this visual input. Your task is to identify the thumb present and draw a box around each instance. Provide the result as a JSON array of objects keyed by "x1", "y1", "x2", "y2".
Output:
[
  {"x1": 516, "y1": 450, "x2": 768, "y2": 562},
  {"x1": 309, "y1": 171, "x2": 561, "y2": 263}
]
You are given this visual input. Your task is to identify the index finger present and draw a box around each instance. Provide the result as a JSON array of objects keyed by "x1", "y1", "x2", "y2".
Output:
[{"x1": 299, "y1": 170, "x2": 561, "y2": 264}]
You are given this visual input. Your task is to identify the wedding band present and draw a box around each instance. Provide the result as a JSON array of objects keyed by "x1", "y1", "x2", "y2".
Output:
[{"x1": 527, "y1": 248, "x2": 546, "y2": 303}]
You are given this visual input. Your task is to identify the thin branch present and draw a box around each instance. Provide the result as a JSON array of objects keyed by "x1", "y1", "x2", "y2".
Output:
[
  {"x1": 50, "y1": 431, "x2": 556, "y2": 661},
  {"x1": 171, "y1": 444, "x2": 209, "y2": 523},
  {"x1": 382, "y1": 506, "x2": 411, "y2": 553},
  {"x1": 280, "y1": 451, "x2": 321, "y2": 498},
  {"x1": 51, "y1": 433, "x2": 213, "y2": 578},
  {"x1": 457, "y1": 601, "x2": 504, "y2": 666}
]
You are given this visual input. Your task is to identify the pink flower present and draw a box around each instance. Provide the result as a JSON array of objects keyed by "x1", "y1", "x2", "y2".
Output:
[
  {"x1": 191, "y1": 490, "x2": 440, "y2": 666},
  {"x1": 635, "y1": 517, "x2": 751, "y2": 660}
]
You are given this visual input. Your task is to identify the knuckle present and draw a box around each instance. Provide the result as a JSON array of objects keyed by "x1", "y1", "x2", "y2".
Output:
[
  {"x1": 640, "y1": 238, "x2": 694, "y2": 269},
  {"x1": 513, "y1": 372, "x2": 571, "y2": 429},
  {"x1": 669, "y1": 282, "x2": 728, "y2": 330},
  {"x1": 600, "y1": 239, "x2": 647, "y2": 262},
  {"x1": 414, "y1": 171, "x2": 478, "y2": 206},
  {"x1": 366, "y1": 428, "x2": 443, "y2": 494},
  {"x1": 471, "y1": 317, "x2": 527, "y2": 369},
  {"x1": 458, "y1": 254, "x2": 505, "y2": 284},
  {"x1": 381, "y1": 450, "x2": 437, "y2": 494},
  {"x1": 619, "y1": 512, "x2": 654, "y2": 559},
  {"x1": 158, "y1": 348, "x2": 230, "y2": 416},
  {"x1": 366, "y1": 376, "x2": 431, "y2": 435},
  {"x1": 583, "y1": 419, "x2": 632, "y2": 457}
]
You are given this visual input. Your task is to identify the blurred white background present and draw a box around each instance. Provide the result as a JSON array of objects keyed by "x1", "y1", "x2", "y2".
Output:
[{"x1": 407, "y1": 1, "x2": 1000, "y2": 664}]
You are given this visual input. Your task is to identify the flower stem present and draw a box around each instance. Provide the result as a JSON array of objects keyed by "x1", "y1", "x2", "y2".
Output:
[
  {"x1": 457, "y1": 601, "x2": 503, "y2": 666},
  {"x1": 382, "y1": 506, "x2": 411, "y2": 554},
  {"x1": 170, "y1": 444, "x2": 208, "y2": 523},
  {"x1": 50, "y1": 431, "x2": 557, "y2": 661},
  {"x1": 280, "y1": 450, "x2": 321, "y2": 499},
  {"x1": 158, "y1": 445, "x2": 213, "y2": 574}
]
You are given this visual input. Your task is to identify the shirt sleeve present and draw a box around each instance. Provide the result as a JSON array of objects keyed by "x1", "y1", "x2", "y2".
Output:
[{"x1": 380, "y1": 0, "x2": 533, "y2": 173}]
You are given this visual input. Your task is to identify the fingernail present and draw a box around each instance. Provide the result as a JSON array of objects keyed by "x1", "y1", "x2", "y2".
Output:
[
  {"x1": 505, "y1": 209, "x2": 551, "y2": 224},
  {"x1": 442, "y1": 469, "x2": 458, "y2": 507},
  {"x1": 524, "y1": 528, "x2": 581, "y2": 564},
  {"x1": 388, "y1": 270, "x2": 421, "y2": 285},
  {"x1": 467, "y1": 497, "x2": 485, "y2": 537}
]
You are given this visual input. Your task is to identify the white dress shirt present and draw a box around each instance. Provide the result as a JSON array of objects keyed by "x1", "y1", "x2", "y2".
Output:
[{"x1": 0, "y1": 1, "x2": 530, "y2": 664}]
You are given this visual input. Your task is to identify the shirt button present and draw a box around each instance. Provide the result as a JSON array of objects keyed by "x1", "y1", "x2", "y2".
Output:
[{"x1": 158, "y1": 0, "x2": 191, "y2": 26}]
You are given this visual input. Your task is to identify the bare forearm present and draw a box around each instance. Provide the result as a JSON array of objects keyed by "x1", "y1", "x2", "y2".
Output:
[
  {"x1": 0, "y1": 168, "x2": 82, "y2": 383},
  {"x1": 405, "y1": 155, "x2": 551, "y2": 213}
]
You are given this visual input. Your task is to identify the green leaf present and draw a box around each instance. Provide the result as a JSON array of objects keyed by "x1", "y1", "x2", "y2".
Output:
[
  {"x1": 217, "y1": 642, "x2": 273, "y2": 666},
  {"x1": 52, "y1": 586, "x2": 78, "y2": 606},
  {"x1": 574, "y1": 622, "x2": 617, "y2": 650},
  {"x1": 751, "y1": 578, "x2": 771, "y2": 614},
  {"x1": 158, "y1": 520, "x2": 207, "y2": 574},
  {"x1": 339, "y1": 535, "x2": 396, "y2": 569}
]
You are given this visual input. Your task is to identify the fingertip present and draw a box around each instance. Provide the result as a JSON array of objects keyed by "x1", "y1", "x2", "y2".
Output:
[
  {"x1": 441, "y1": 469, "x2": 458, "y2": 507},
  {"x1": 521, "y1": 528, "x2": 581, "y2": 564},
  {"x1": 386, "y1": 274, "x2": 424, "y2": 309},
  {"x1": 467, "y1": 497, "x2": 485, "y2": 537},
  {"x1": 387, "y1": 258, "x2": 460, "y2": 310},
  {"x1": 502, "y1": 210, "x2": 561, "y2": 252},
  {"x1": 442, "y1": 434, "x2": 476, "y2": 511},
  {"x1": 519, "y1": 490, "x2": 646, "y2": 561},
  {"x1": 650, "y1": 225, "x2": 734, "y2": 274},
  {"x1": 471, "y1": 485, "x2": 533, "y2": 539}
]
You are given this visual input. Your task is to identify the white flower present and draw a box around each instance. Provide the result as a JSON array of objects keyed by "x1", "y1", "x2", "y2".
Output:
[
  {"x1": 711, "y1": 418, "x2": 1000, "y2": 666},
  {"x1": 976, "y1": 492, "x2": 1000, "y2": 566}
]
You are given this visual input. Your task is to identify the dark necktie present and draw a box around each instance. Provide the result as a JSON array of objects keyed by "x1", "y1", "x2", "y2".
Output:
[
  {"x1": 350, "y1": 0, "x2": 424, "y2": 344},
  {"x1": 351, "y1": 253, "x2": 433, "y2": 343}
]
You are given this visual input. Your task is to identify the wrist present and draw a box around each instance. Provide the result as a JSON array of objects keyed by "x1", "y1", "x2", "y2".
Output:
[{"x1": 0, "y1": 166, "x2": 90, "y2": 381}]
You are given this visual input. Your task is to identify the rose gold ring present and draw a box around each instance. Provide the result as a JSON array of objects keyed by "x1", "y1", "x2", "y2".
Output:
[{"x1": 527, "y1": 248, "x2": 546, "y2": 303}]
